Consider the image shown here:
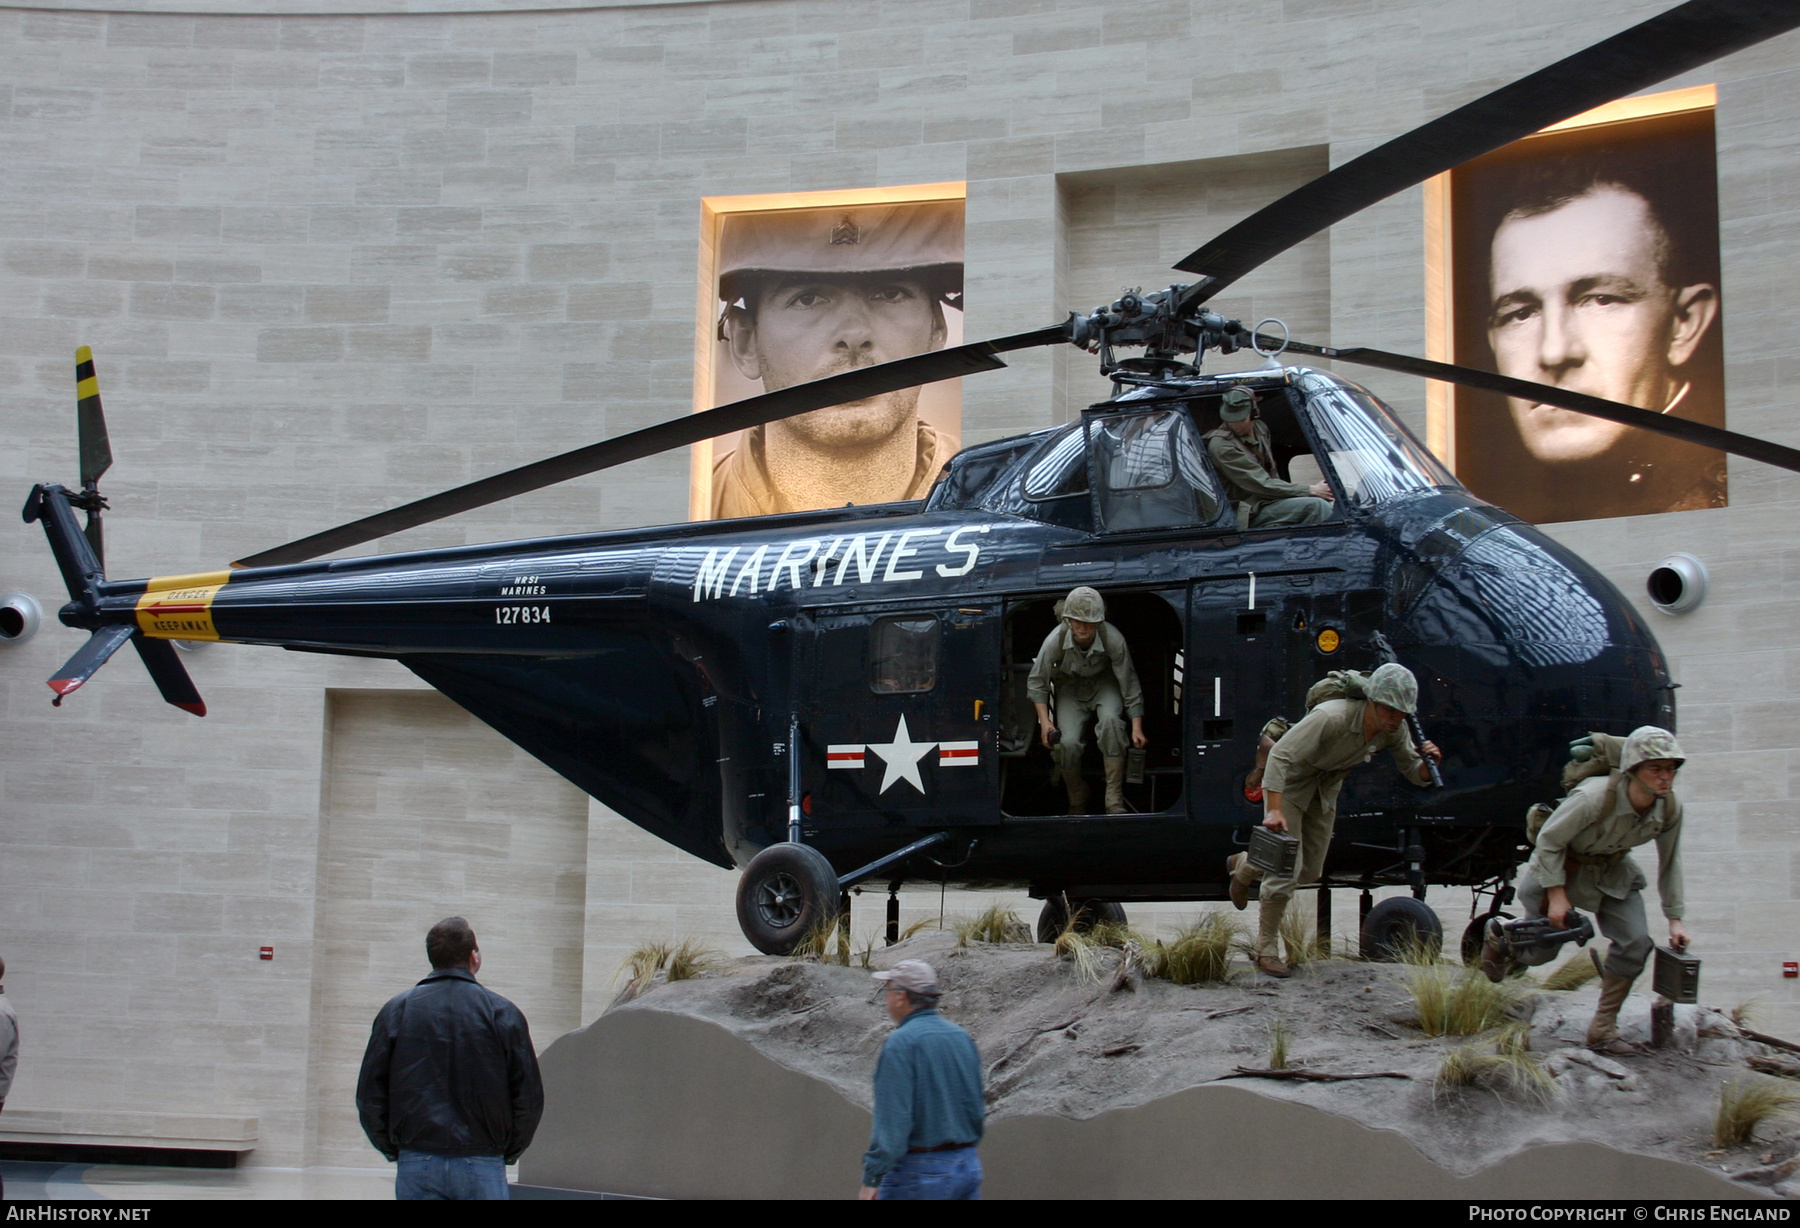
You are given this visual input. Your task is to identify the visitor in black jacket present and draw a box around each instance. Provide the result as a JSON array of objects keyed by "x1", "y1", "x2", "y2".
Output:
[{"x1": 356, "y1": 916, "x2": 544, "y2": 1200}]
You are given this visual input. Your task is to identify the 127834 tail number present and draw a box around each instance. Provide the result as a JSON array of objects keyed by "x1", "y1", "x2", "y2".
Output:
[{"x1": 496, "y1": 606, "x2": 550, "y2": 625}]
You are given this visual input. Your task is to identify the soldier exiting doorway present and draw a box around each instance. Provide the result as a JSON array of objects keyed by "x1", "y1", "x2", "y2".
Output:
[{"x1": 1027, "y1": 587, "x2": 1146, "y2": 815}]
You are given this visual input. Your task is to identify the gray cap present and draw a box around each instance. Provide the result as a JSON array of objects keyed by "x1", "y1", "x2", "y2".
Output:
[
  {"x1": 1220, "y1": 387, "x2": 1258, "y2": 422},
  {"x1": 1063, "y1": 586, "x2": 1105, "y2": 623},
  {"x1": 872, "y1": 959, "x2": 938, "y2": 994},
  {"x1": 1365, "y1": 662, "x2": 1419, "y2": 715},
  {"x1": 1622, "y1": 726, "x2": 1685, "y2": 773}
]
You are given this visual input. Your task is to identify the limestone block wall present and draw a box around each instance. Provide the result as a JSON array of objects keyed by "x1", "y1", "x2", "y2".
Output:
[{"x1": 0, "y1": 0, "x2": 1795, "y2": 1169}]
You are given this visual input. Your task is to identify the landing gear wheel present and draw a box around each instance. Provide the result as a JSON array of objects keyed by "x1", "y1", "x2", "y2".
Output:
[
  {"x1": 736, "y1": 842, "x2": 840, "y2": 956},
  {"x1": 1360, "y1": 896, "x2": 1443, "y2": 962},
  {"x1": 1460, "y1": 911, "x2": 1513, "y2": 963},
  {"x1": 1035, "y1": 895, "x2": 1128, "y2": 943}
]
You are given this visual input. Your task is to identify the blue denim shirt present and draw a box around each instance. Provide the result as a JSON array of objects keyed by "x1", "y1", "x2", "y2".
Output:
[{"x1": 861, "y1": 1007, "x2": 985, "y2": 1187}]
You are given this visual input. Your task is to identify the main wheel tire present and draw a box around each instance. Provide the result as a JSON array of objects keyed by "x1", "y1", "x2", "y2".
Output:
[
  {"x1": 1035, "y1": 895, "x2": 1129, "y2": 943},
  {"x1": 1460, "y1": 911, "x2": 1513, "y2": 963},
  {"x1": 736, "y1": 842, "x2": 840, "y2": 956},
  {"x1": 1360, "y1": 896, "x2": 1443, "y2": 962}
]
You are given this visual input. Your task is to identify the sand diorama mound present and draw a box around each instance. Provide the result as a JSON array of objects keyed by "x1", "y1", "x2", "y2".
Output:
[{"x1": 601, "y1": 918, "x2": 1800, "y2": 1195}]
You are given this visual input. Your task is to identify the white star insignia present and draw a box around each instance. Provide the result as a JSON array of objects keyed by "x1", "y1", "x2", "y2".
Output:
[{"x1": 865, "y1": 714, "x2": 936, "y2": 795}]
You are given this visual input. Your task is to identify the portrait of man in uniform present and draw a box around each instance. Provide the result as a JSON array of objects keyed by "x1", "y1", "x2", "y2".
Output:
[
  {"x1": 1448, "y1": 103, "x2": 1727, "y2": 523},
  {"x1": 704, "y1": 198, "x2": 964, "y2": 520}
]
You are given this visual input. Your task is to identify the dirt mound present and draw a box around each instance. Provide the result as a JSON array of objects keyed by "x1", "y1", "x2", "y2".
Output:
[{"x1": 612, "y1": 930, "x2": 1796, "y2": 1190}]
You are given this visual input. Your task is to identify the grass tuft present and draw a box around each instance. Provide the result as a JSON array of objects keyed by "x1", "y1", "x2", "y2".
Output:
[
  {"x1": 1405, "y1": 958, "x2": 1521, "y2": 1037},
  {"x1": 1267, "y1": 1015, "x2": 1292, "y2": 1070},
  {"x1": 1435, "y1": 1042, "x2": 1555, "y2": 1105},
  {"x1": 899, "y1": 916, "x2": 940, "y2": 941},
  {"x1": 613, "y1": 940, "x2": 673, "y2": 1004},
  {"x1": 953, "y1": 902, "x2": 1031, "y2": 946},
  {"x1": 1144, "y1": 913, "x2": 1241, "y2": 985},
  {"x1": 1542, "y1": 953, "x2": 1600, "y2": 992},
  {"x1": 791, "y1": 916, "x2": 853, "y2": 966},
  {"x1": 1714, "y1": 1076, "x2": 1800, "y2": 1149},
  {"x1": 1731, "y1": 999, "x2": 1762, "y2": 1031},
  {"x1": 1053, "y1": 926, "x2": 1106, "y2": 983},
  {"x1": 1279, "y1": 911, "x2": 1328, "y2": 969},
  {"x1": 664, "y1": 937, "x2": 718, "y2": 982}
]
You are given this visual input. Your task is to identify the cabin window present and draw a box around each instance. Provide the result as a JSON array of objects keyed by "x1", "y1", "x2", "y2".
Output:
[
  {"x1": 1022, "y1": 426, "x2": 1089, "y2": 500},
  {"x1": 1091, "y1": 408, "x2": 1221, "y2": 532},
  {"x1": 870, "y1": 615, "x2": 940, "y2": 694},
  {"x1": 1298, "y1": 375, "x2": 1453, "y2": 506}
]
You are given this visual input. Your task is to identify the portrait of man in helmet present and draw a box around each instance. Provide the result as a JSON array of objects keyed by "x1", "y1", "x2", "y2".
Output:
[{"x1": 706, "y1": 198, "x2": 965, "y2": 520}]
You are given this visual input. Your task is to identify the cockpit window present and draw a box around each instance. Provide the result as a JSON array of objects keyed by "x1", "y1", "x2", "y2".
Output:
[
  {"x1": 1298, "y1": 374, "x2": 1454, "y2": 506},
  {"x1": 929, "y1": 437, "x2": 1038, "y2": 510},
  {"x1": 1023, "y1": 425, "x2": 1089, "y2": 500},
  {"x1": 1091, "y1": 408, "x2": 1221, "y2": 532}
]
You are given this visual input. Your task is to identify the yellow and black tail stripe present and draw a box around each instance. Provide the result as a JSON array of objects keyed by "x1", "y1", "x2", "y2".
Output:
[
  {"x1": 75, "y1": 345, "x2": 99, "y2": 406},
  {"x1": 135, "y1": 570, "x2": 232, "y2": 641}
]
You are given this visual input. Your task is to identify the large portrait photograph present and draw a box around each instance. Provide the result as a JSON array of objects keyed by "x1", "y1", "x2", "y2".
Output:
[
  {"x1": 1446, "y1": 94, "x2": 1726, "y2": 523},
  {"x1": 694, "y1": 189, "x2": 965, "y2": 520}
]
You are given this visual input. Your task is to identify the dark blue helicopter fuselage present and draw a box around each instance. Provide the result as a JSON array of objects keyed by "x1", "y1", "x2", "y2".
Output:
[{"x1": 48, "y1": 368, "x2": 1673, "y2": 902}]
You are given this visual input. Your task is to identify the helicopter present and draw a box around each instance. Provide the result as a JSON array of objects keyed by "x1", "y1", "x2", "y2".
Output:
[{"x1": 24, "y1": 0, "x2": 1800, "y2": 959}]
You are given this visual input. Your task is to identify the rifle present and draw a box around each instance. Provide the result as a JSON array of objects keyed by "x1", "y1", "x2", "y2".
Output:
[
  {"x1": 1495, "y1": 911, "x2": 1596, "y2": 959},
  {"x1": 1369, "y1": 631, "x2": 1443, "y2": 789}
]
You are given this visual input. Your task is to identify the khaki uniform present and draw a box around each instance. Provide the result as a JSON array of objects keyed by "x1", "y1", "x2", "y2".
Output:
[
  {"x1": 1235, "y1": 698, "x2": 1424, "y2": 954},
  {"x1": 1026, "y1": 622, "x2": 1144, "y2": 774},
  {"x1": 1514, "y1": 773, "x2": 1684, "y2": 979},
  {"x1": 1203, "y1": 423, "x2": 1331, "y2": 528},
  {"x1": 711, "y1": 420, "x2": 956, "y2": 520}
]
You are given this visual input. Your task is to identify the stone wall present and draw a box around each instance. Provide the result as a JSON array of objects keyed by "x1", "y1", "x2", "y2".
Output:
[{"x1": 1, "y1": 0, "x2": 1797, "y2": 1167}]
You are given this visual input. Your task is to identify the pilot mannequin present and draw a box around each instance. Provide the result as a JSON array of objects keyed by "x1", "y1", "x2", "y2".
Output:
[
  {"x1": 1203, "y1": 387, "x2": 1334, "y2": 528},
  {"x1": 1026, "y1": 587, "x2": 1146, "y2": 814}
]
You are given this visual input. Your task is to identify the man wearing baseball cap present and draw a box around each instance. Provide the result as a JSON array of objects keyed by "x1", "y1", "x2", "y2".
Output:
[
  {"x1": 858, "y1": 959, "x2": 984, "y2": 1199},
  {"x1": 1203, "y1": 387, "x2": 1334, "y2": 528}
]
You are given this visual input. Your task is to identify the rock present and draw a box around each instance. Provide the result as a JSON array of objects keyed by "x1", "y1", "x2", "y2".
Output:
[{"x1": 1733, "y1": 1157, "x2": 1800, "y2": 1187}]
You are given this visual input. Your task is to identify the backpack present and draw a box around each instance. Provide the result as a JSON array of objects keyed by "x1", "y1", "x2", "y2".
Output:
[
  {"x1": 1524, "y1": 731, "x2": 1627, "y2": 844},
  {"x1": 1258, "y1": 670, "x2": 1371, "y2": 749}
]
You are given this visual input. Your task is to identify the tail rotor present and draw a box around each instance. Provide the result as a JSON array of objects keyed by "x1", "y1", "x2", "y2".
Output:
[{"x1": 22, "y1": 347, "x2": 206, "y2": 715}]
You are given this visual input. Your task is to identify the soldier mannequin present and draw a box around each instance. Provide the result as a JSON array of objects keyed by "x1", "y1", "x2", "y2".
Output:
[
  {"x1": 1482, "y1": 726, "x2": 1689, "y2": 1054},
  {"x1": 1026, "y1": 587, "x2": 1147, "y2": 815},
  {"x1": 1227, "y1": 664, "x2": 1443, "y2": 977},
  {"x1": 713, "y1": 202, "x2": 962, "y2": 518},
  {"x1": 1204, "y1": 387, "x2": 1335, "y2": 528}
]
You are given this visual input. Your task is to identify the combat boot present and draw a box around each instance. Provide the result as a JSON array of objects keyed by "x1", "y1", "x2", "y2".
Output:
[
  {"x1": 1478, "y1": 916, "x2": 1511, "y2": 984},
  {"x1": 1254, "y1": 898, "x2": 1290, "y2": 977},
  {"x1": 1586, "y1": 973, "x2": 1640, "y2": 1053},
  {"x1": 1103, "y1": 756, "x2": 1126, "y2": 814},
  {"x1": 1063, "y1": 767, "x2": 1090, "y2": 814},
  {"x1": 1226, "y1": 852, "x2": 1251, "y2": 911}
]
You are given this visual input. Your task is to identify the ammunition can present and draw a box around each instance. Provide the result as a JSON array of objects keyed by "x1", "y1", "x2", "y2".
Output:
[
  {"x1": 1247, "y1": 826, "x2": 1300, "y2": 876},
  {"x1": 1653, "y1": 946, "x2": 1701, "y2": 1004},
  {"x1": 1125, "y1": 747, "x2": 1147, "y2": 784}
]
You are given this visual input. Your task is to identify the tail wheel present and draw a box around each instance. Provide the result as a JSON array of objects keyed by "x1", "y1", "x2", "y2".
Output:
[
  {"x1": 736, "y1": 842, "x2": 840, "y2": 955},
  {"x1": 1360, "y1": 896, "x2": 1443, "y2": 962},
  {"x1": 1035, "y1": 895, "x2": 1128, "y2": 943}
]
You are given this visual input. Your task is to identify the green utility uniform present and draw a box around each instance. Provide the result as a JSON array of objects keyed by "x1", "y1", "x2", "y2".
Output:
[
  {"x1": 1234, "y1": 697, "x2": 1425, "y2": 955},
  {"x1": 1203, "y1": 421, "x2": 1331, "y2": 528},
  {"x1": 1026, "y1": 622, "x2": 1144, "y2": 777},
  {"x1": 1515, "y1": 774, "x2": 1684, "y2": 979}
]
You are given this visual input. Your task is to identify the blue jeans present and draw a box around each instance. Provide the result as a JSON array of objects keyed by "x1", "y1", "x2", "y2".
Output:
[
  {"x1": 878, "y1": 1148, "x2": 982, "y2": 1200},
  {"x1": 395, "y1": 1150, "x2": 509, "y2": 1200}
]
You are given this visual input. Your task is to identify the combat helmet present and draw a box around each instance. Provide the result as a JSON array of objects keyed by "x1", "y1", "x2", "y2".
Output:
[
  {"x1": 717, "y1": 200, "x2": 964, "y2": 308},
  {"x1": 1621, "y1": 726, "x2": 1685, "y2": 773},
  {"x1": 1062, "y1": 586, "x2": 1106, "y2": 624},
  {"x1": 1364, "y1": 662, "x2": 1418, "y2": 714}
]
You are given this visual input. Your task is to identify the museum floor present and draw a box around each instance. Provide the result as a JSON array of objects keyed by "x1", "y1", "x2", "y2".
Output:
[{"x1": 0, "y1": 1161, "x2": 397, "y2": 1199}]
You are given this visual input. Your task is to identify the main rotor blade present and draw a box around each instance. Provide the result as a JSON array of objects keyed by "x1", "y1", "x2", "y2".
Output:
[
  {"x1": 1275, "y1": 337, "x2": 1800, "y2": 476},
  {"x1": 1175, "y1": 0, "x2": 1800, "y2": 306},
  {"x1": 234, "y1": 325, "x2": 1067, "y2": 569}
]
